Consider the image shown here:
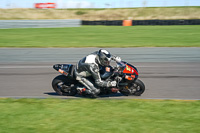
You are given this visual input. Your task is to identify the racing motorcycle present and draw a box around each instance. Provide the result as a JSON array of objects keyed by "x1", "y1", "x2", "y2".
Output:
[{"x1": 52, "y1": 61, "x2": 145, "y2": 97}]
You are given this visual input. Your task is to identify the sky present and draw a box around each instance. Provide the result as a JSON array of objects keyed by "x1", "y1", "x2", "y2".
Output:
[{"x1": 0, "y1": 0, "x2": 200, "y2": 8}]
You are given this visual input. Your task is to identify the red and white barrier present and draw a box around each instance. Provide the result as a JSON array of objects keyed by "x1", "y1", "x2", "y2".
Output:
[{"x1": 35, "y1": 3, "x2": 56, "y2": 9}]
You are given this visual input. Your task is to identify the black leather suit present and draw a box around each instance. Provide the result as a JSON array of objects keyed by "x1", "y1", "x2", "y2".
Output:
[{"x1": 75, "y1": 51, "x2": 113, "y2": 95}]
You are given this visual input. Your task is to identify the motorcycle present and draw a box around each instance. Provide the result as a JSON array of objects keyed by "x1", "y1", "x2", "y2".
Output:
[{"x1": 52, "y1": 61, "x2": 145, "y2": 97}]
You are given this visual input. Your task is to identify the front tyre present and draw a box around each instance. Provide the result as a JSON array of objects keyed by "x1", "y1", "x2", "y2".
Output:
[
  {"x1": 52, "y1": 75, "x2": 77, "y2": 96},
  {"x1": 120, "y1": 79, "x2": 145, "y2": 96}
]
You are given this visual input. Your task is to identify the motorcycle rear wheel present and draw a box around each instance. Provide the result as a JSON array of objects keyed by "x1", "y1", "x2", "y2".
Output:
[{"x1": 52, "y1": 75, "x2": 77, "y2": 96}]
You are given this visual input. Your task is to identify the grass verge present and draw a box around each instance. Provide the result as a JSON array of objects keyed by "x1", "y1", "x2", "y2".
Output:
[
  {"x1": 0, "y1": 25, "x2": 200, "y2": 47},
  {"x1": 0, "y1": 98, "x2": 199, "y2": 133}
]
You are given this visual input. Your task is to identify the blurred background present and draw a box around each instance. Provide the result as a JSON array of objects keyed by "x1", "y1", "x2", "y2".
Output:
[
  {"x1": 0, "y1": 0, "x2": 200, "y2": 9},
  {"x1": 0, "y1": 0, "x2": 200, "y2": 20}
]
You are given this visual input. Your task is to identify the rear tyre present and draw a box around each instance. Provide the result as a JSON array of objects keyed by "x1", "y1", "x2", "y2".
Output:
[{"x1": 52, "y1": 75, "x2": 77, "y2": 96}]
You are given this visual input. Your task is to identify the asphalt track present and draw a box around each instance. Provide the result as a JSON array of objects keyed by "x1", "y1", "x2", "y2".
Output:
[{"x1": 0, "y1": 48, "x2": 200, "y2": 100}]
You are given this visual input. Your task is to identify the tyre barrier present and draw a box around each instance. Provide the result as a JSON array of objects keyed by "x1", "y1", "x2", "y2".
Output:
[
  {"x1": 82, "y1": 19, "x2": 200, "y2": 26},
  {"x1": 82, "y1": 20, "x2": 122, "y2": 26}
]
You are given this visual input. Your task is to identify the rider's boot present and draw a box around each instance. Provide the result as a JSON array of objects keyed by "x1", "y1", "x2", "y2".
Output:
[
  {"x1": 76, "y1": 77, "x2": 100, "y2": 98},
  {"x1": 89, "y1": 89, "x2": 100, "y2": 98},
  {"x1": 77, "y1": 86, "x2": 99, "y2": 98},
  {"x1": 77, "y1": 86, "x2": 86, "y2": 95}
]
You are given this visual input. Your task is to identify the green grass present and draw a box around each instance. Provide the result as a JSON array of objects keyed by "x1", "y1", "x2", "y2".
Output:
[
  {"x1": 0, "y1": 98, "x2": 199, "y2": 133},
  {"x1": 0, "y1": 25, "x2": 200, "y2": 47}
]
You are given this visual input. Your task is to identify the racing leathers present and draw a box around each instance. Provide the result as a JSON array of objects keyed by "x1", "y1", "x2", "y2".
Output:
[{"x1": 74, "y1": 51, "x2": 121, "y2": 96}]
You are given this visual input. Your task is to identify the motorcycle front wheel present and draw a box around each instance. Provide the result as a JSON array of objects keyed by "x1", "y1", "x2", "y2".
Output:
[
  {"x1": 52, "y1": 75, "x2": 77, "y2": 96},
  {"x1": 120, "y1": 79, "x2": 145, "y2": 96}
]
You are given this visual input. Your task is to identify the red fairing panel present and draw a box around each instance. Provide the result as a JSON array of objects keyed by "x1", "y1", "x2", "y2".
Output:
[{"x1": 123, "y1": 64, "x2": 138, "y2": 75}]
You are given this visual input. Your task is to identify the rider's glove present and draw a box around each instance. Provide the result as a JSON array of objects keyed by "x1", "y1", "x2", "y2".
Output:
[
  {"x1": 108, "y1": 81, "x2": 117, "y2": 87},
  {"x1": 112, "y1": 56, "x2": 121, "y2": 62},
  {"x1": 115, "y1": 56, "x2": 121, "y2": 62}
]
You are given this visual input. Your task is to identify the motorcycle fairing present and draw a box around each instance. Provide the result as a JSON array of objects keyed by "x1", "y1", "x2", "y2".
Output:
[
  {"x1": 53, "y1": 64, "x2": 75, "y2": 77},
  {"x1": 121, "y1": 62, "x2": 139, "y2": 80}
]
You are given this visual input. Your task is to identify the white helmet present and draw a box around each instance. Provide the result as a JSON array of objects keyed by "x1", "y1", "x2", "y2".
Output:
[{"x1": 98, "y1": 49, "x2": 111, "y2": 66}]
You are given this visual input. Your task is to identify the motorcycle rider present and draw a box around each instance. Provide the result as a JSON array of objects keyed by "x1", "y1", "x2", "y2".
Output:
[{"x1": 75, "y1": 49, "x2": 121, "y2": 97}]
